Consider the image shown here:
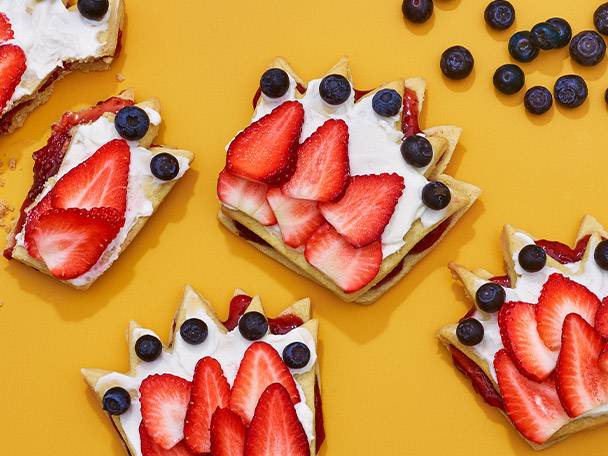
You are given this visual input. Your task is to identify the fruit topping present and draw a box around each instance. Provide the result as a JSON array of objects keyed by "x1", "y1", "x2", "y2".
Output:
[
  {"x1": 440, "y1": 46, "x2": 474, "y2": 80},
  {"x1": 217, "y1": 170, "x2": 277, "y2": 225},
  {"x1": 136, "y1": 335, "x2": 164, "y2": 362},
  {"x1": 151, "y1": 153, "x2": 180, "y2": 181},
  {"x1": 518, "y1": 244, "x2": 546, "y2": 272},
  {"x1": 554, "y1": 75, "x2": 588, "y2": 108},
  {"x1": 475, "y1": 282, "x2": 506, "y2": 313},
  {"x1": 530, "y1": 22, "x2": 561, "y2": 50},
  {"x1": 401, "y1": 135, "x2": 433, "y2": 168},
  {"x1": 319, "y1": 74, "x2": 351, "y2": 106},
  {"x1": 282, "y1": 342, "x2": 311, "y2": 369},
  {"x1": 569, "y1": 31, "x2": 606, "y2": 67},
  {"x1": 282, "y1": 119, "x2": 350, "y2": 203},
  {"x1": 595, "y1": 240, "x2": 608, "y2": 270},
  {"x1": 493, "y1": 64, "x2": 525, "y2": 95},
  {"x1": 226, "y1": 101, "x2": 303, "y2": 186},
  {"x1": 456, "y1": 318, "x2": 484, "y2": 346},
  {"x1": 547, "y1": 17, "x2": 572, "y2": 48},
  {"x1": 508, "y1": 31, "x2": 540, "y2": 63},
  {"x1": 260, "y1": 68, "x2": 290, "y2": 99},
  {"x1": 239, "y1": 312, "x2": 269, "y2": 341},
  {"x1": 77, "y1": 0, "x2": 109, "y2": 21},
  {"x1": 102, "y1": 387, "x2": 131, "y2": 415},
  {"x1": 179, "y1": 318, "x2": 208, "y2": 345},
  {"x1": 421, "y1": 181, "x2": 451, "y2": 210},
  {"x1": 402, "y1": 0, "x2": 434, "y2": 24},
  {"x1": 484, "y1": 1, "x2": 515, "y2": 30},
  {"x1": 210, "y1": 408, "x2": 247, "y2": 456},
  {"x1": 0, "y1": 13, "x2": 14, "y2": 42},
  {"x1": 524, "y1": 86, "x2": 553, "y2": 115},
  {"x1": 223, "y1": 295, "x2": 254, "y2": 331},
  {"x1": 595, "y1": 3, "x2": 608, "y2": 36},
  {"x1": 600, "y1": 343, "x2": 608, "y2": 373},
  {"x1": 115, "y1": 106, "x2": 150, "y2": 141},
  {"x1": 140, "y1": 422, "x2": 194, "y2": 456},
  {"x1": 401, "y1": 88, "x2": 421, "y2": 137},
  {"x1": 536, "y1": 235, "x2": 589, "y2": 264},
  {"x1": 0, "y1": 44, "x2": 26, "y2": 113},
  {"x1": 372, "y1": 89, "x2": 402, "y2": 117},
  {"x1": 595, "y1": 297, "x2": 608, "y2": 338}
]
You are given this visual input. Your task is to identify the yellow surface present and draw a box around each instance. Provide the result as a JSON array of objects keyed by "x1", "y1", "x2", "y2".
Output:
[{"x1": 2, "y1": 0, "x2": 608, "y2": 454}]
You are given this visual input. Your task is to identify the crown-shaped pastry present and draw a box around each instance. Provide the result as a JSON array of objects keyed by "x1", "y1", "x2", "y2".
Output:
[
  {"x1": 82, "y1": 286, "x2": 323, "y2": 456},
  {"x1": 438, "y1": 215, "x2": 608, "y2": 448},
  {"x1": 217, "y1": 56, "x2": 480, "y2": 304}
]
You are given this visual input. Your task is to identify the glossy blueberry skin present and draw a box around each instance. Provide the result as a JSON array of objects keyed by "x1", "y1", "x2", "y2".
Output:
[
  {"x1": 554, "y1": 75, "x2": 588, "y2": 108},
  {"x1": 594, "y1": 240, "x2": 608, "y2": 270},
  {"x1": 546, "y1": 17, "x2": 572, "y2": 48},
  {"x1": 238, "y1": 311, "x2": 269, "y2": 341},
  {"x1": 422, "y1": 181, "x2": 451, "y2": 210},
  {"x1": 372, "y1": 89, "x2": 402, "y2": 117},
  {"x1": 456, "y1": 318, "x2": 484, "y2": 346},
  {"x1": 401, "y1": 135, "x2": 433, "y2": 168},
  {"x1": 484, "y1": 1, "x2": 515, "y2": 30},
  {"x1": 518, "y1": 245, "x2": 547, "y2": 272},
  {"x1": 180, "y1": 318, "x2": 209, "y2": 345},
  {"x1": 594, "y1": 3, "x2": 608, "y2": 36},
  {"x1": 102, "y1": 387, "x2": 131, "y2": 415},
  {"x1": 282, "y1": 342, "x2": 311, "y2": 369},
  {"x1": 524, "y1": 86, "x2": 552, "y2": 115},
  {"x1": 115, "y1": 106, "x2": 150, "y2": 141},
  {"x1": 508, "y1": 31, "x2": 540, "y2": 63},
  {"x1": 440, "y1": 46, "x2": 474, "y2": 80},
  {"x1": 77, "y1": 0, "x2": 109, "y2": 20},
  {"x1": 260, "y1": 68, "x2": 290, "y2": 98},
  {"x1": 402, "y1": 0, "x2": 434, "y2": 24},
  {"x1": 135, "y1": 335, "x2": 163, "y2": 362},
  {"x1": 569, "y1": 31, "x2": 606, "y2": 66},
  {"x1": 150, "y1": 153, "x2": 180, "y2": 181},
  {"x1": 475, "y1": 283, "x2": 506, "y2": 313},
  {"x1": 493, "y1": 64, "x2": 525, "y2": 95},
  {"x1": 319, "y1": 74, "x2": 351, "y2": 105},
  {"x1": 530, "y1": 22, "x2": 561, "y2": 50}
]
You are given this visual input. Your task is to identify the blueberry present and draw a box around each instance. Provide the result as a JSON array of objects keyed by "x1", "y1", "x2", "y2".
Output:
[
  {"x1": 422, "y1": 181, "x2": 451, "y2": 210},
  {"x1": 518, "y1": 245, "x2": 546, "y2": 272},
  {"x1": 440, "y1": 46, "x2": 474, "y2": 80},
  {"x1": 569, "y1": 31, "x2": 606, "y2": 66},
  {"x1": 150, "y1": 153, "x2": 180, "y2": 181},
  {"x1": 102, "y1": 387, "x2": 131, "y2": 415},
  {"x1": 260, "y1": 68, "x2": 290, "y2": 98},
  {"x1": 372, "y1": 89, "x2": 402, "y2": 117},
  {"x1": 475, "y1": 283, "x2": 506, "y2": 313},
  {"x1": 530, "y1": 22, "x2": 561, "y2": 50},
  {"x1": 135, "y1": 335, "x2": 162, "y2": 362},
  {"x1": 484, "y1": 1, "x2": 515, "y2": 30},
  {"x1": 401, "y1": 135, "x2": 433, "y2": 168},
  {"x1": 282, "y1": 342, "x2": 311, "y2": 369},
  {"x1": 524, "y1": 86, "x2": 552, "y2": 115},
  {"x1": 546, "y1": 18, "x2": 572, "y2": 48},
  {"x1": 319, "y1": 74, "x2": 351, "y2": 105},
  {"x1": 456, "y1": 318, "x2": 484, "y2": 346},
  {"x1": 77, "y1": 0, "x2": 109, "y2": 21},
  {"x1": 238, "y1": 311, "x2": 268, "y2": 341},
  {"x1": 115, "y1": 106, "x2": 150, "y2": 141},
  {"x1": 554, "y1": 75, "x2": 588, "y2": 108},
  {"x1": 595, "y1": 3, "x2": 608, "y2": 35},
  {"x1": 594, "y1": 240, "x2": 608, "y2": 270},
  {"x1": 402, "y1": 0, "x2": 434, "y2": 24},
  {"x1": 493, "y1": 64, "x2": 525, "y2": 95},
  {"x1": 180, "y1": 318, "x2": 208, "y2": 345},
  {"x1": 508, "y1": 31, "x2": 540, "y2": 63}
]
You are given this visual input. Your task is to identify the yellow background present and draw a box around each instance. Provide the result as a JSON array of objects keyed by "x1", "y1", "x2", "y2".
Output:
[{"x1": 1, "y1": 0, "x2": 608, "y2": 454}]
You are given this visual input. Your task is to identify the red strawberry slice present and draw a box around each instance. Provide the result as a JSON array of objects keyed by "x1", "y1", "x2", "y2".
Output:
[
  {"x1": 210, "y1": 408, "x2": 247, "y2": 456},
  {"x1": 226, "y1": 101, "x2": 304, "y2": 186},
  {"x1": 0, "y1": 13, "x2": 14, "y2": 42},
  {"x1": 498, "y1": 302, "x2": 558, "y2": 382},
  {"x1": 229, "y1": 342, "x2": 300, "y2": 425},
  {"x1": 51, "y1": 139, "x2": 130, "y2": 214},
  {"x1": 266, "y1": 188, "x2": 324, "y2": 248},
  {"x1": 140, "y1": 374, "x2": 192, "y2": 450},
  {"x1": 555, "y1": 313, "x2": 608, "y2": 417},
  {"x1": 140, "y1": 423, "x2": 195, "y2": 456},
  {"x1": 24, "y1": 207, "x2": 122, "y2": 279},
  {"x1": 494, "y1": 349, "x2": 569, "y2": 445},
  {"x1": 304, "y1": 223, "x2": 382, "y2": 293},
  {"x1": 599, "y1": 342, "x2": 608, "y2": 373},
  {"x1": 24, "y1": 194, "x2": 53, "y2": 240},
  {"x1": 217, "y1": 169, "x2": 277, "y2": 225},
  {"x1": 319, "y1": 173, "x2": 404, "y2": 247},
  {"x1": 0, "y1": 44, "x2": 26, "y2": 113},
  {"x1": 282, "y1": 119, "x2": 350, "y2": 202},
  {"x1": 184, "y1": 357, "x2": 231, "y2": 454},
  {"x1": 595, "y1": 296, "x2": 608, "y2": 338},
  {"x1": 244, "y1": 384, "x2": 310, "y2": 456}
]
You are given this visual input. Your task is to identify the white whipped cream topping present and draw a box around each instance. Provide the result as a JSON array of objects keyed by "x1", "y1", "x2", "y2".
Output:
[
  {"x1": 94, "y1": 303, "x2": 317, "y2": 456},
  {"x1": 0, "y1": 0, "x2": 111, "y2": 115}
]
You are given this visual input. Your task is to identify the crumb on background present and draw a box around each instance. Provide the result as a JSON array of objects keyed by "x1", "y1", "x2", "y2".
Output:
[{"x1": 116, "y1": 73, "x2": 126, "y2": 82}]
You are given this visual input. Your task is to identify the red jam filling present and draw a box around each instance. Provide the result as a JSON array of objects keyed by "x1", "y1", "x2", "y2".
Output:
[
  {"x1": 223, "y1": 294, "x2": 304, "y2": 335},
  {"x1": 490, "y1": 275, "x2": 512, "y2": 288},
  {"x1": 402, "y1": 88, "x2": 421, "y2": 137},
  {"x1": 353, "y1": 88, "x2": 371, "y2": 101},
  {"x1": 372, "y1": 258, "x2": 405, "y2": 290},
  {"x1": 233, "y1": 220, "x2": 271, "y2": 248},
  {"x1": 535, "y1": 235, "x2": 590, "y2": 265},
  {"x1": 409, "y1": 217, "x2": 452, "y2": 255},
  {"x1": 314, "y1": 378, "x2": 326, "y2": 453}
]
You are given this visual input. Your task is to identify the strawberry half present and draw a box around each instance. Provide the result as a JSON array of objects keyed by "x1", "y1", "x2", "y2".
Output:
[
  {"x1": 536, "y1": 273, "x2": 599, "y2": 351},
  {"x1": 266, "y1": 188, "x2": 325, "y2": 248},
  {"x1": 184, "y1": 357, "x2": 231, "y2": 454},
  {"x1": 51, "y1": 139, "x2": 130, "y2": 214},
  {"x1": 245, "y1": 384, "x2": 310, "y2": 456},
  {"x1": 24, "y1": 207, "x2": 122, "y2": 279},
  {"x1": 217, "y1": 169, "x2": 277, "y2": 226},
  {"x1": 0, "y1": 44, "x2": 26, "y2": 113},
  {"x1": 282, "y1": 119, "x2": 350, "y2": 202},
  {"x1": 229, "y1": 342, "x2": 300, "y2": 425},
  {"x1": 140, "y1": 374, "x2": 192, "y2": 450},
  {"x1": 140, "y1": 423, "x2": 195, "y2": 456},
  {"x1": 0, "y1": 13, "x2": 14, "y2": 42},
  {"x1": 226, "y1": 101, "x2": 304, "y2": 186},
  {"x1": 210, "y1": 408, "x2": 247, "y2": 456},
  {"x1": 304, "y1": 224, "x2": 382, "y2": 293},
  {"x1": 595, "y1": 296, "x2": 608, "y2": 338},
  {"x1": 555, "y1": 313, "x2": 608, "y2": 417},
  {"x1": 319, "y1": 173, "x2": 404, "y2": 247},
  {"x1": 494, "y1": 349, "x2": 569, "y2": 445},
  {"x1": 498, "y1": 302, "x2": 558, "y2": 382},
  {"x1": 599, "y1": 342, "x2": 608, "y2": 373}
]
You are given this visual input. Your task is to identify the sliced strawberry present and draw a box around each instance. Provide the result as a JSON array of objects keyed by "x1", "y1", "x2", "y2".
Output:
[
  {"x1": 498, "y1": 302, "x2": 558, "y2": 382},
  {"x1": 0, "y1": 13, "x2": 14, "y2": 42},
  {"x1": 319, "y1": 173, "x2": 404, "y2": 247},
  {"x1": 210, "y1": 408, "x2": 247, "y2": 456},
  {"x1": 140, "y1": 423, "x2": 195, "y2": 456},
  {"x1": 494, "y1": 349, "x2": 569, "y2": 445},
  {"x1": 244, "y1": 384, "x2": 310, "y2": 456},
  {"x1": 229, "y1": 342, "x2": 300, "y2": 425},
  {"x1": 217, "y1": 169, "x2": 277, "y2": 225},
  {"x1": 266, "y1": 188, "x2": 324, "y2": 248},
  {"x1": 536, "y1": 273, "x2": 599, "y2": 351},
  {"x1": 595, "y1": 297, "x2": 608, "y2": 338},
  {"x1": 555, "y1": 313, "x2": 608, "y2": 417},
  {"x1": 24, "y1": 207, "x2": 122, "y2": 279},
  {"x1": 304, "y1": 223, "x2": 382, "y2": 293},
  {"x1": 24, "y1": 194, "x2": 53, "y2": 250},
  {"x1": 140, "y1": 374, "x2": 192, "y2": 450},
  {"x1": 599, "y1": 342, "x2": 608, "y2": 373},
  {"x1": 226, "y1": 101, "x2": 304, "y2": 186},
  {"x1": 0, "y1": 44, "x2": 26, "y2": 113},
  {"x1": 51, "y1": 139, "x2": 130, "y2": 214},
  {"x1": 184, "y1": 357, "x2": 231, "y2": 454},
  {"x1": 282, "y1": 119, "x2": 349, "y2": 202}
]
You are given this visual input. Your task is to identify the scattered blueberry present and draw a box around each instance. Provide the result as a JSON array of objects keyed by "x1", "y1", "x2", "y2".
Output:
[
  {"x1": 260, "y1": 68, "x2": 290, "y2": 98},
  {"x1": 282, "y1": 342, "x2": 311, "y2": 369},
  {"x1": 372, "y1": 89, "x2": 402, "y2": 117},
  {"x1": 102, "y1": 387, "x2": 131, "y2": 415},
  {"x1": 594, "y1": 3, "x2": 608, "y2": 36},
  {"x1": 518, "y1": 245, "x2": 547, "y2": 272},
  {"x1": 401, "y1": 135, "x2": 433, "y2": 168},
  {"x1": 402, "y1": 0, "x2": 434, "y2": 24},
  {"x1": 530, "y1": 22, "x2": 561, "y2": 50},
  {"x1": 440, "y1": 46, "x2": 474, "y2": 80},
  {"x1": 422, "y1": 181, "x2": 451, "y2": 210},
  {"x1": 77, "y1": 0, "x2": 109, "y2": 21},
  {"x1": 546, "y1": 17, "x2": 572, "y2": 48},
  {"x1": 135, "y1": 335, "x2": 163, "y2": 362},
  {"x1": 594, "y1": 240, "x2": 608, "y2": 270},
  {"x1": 569, "y1": 31, "x2": 606, "y2": 66},
  {"x1": 180, "y1": 318, "x2": 208, "y2": 345},
  {"x1": 150, "y1": 153, "x2": 180, "y2": 181},
  {"x1": 508, "y1": 31, "x2": 540, "y2": 63},
  {"x1": 484, "y1": 1, "x2": 515, "y2": 30},
  {"x1": 115, "y1": 106, "x2": 150, "y2": 141},
  {"x1": 319, "y1": 74, "x2": 351, "y2": 105},
  {"x1": 524, "y1": 86, "x2": 553, "y2": 115},
  {"x1": 238, "y1": 311, "x2": 268, "y2": 341},
  {"x1": 456, "y1": 318, "x2": 484, "y2": 346},
  {"x1": 493, "y1": 64, "x2": 525, "y2": 95},
  {"x1": 554, "y1": 75, "x2": 588, "y2": 108},
  {"x1": 475, "y1": 283, "x2": 506, "y2": 313}
]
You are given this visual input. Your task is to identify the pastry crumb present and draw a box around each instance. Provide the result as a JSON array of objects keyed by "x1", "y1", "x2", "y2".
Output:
[
  {"x1": 116, "y1": 73, "x2": 126, "y2": 82},
  {"x1": 7, "y1": 158, "x2": 16, "y2": 170}
]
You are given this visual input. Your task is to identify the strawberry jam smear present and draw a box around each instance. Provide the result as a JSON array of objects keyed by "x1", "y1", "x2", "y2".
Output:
[
  {"x1": 536, "y1": 235, "x2": 590, "y2": 265},
  {"x1": 223, "y1": 294, "x2": 305, "y2": 335},
  {"x1": 402, "y1": 88, "x2": 421, "y2": 137}
]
